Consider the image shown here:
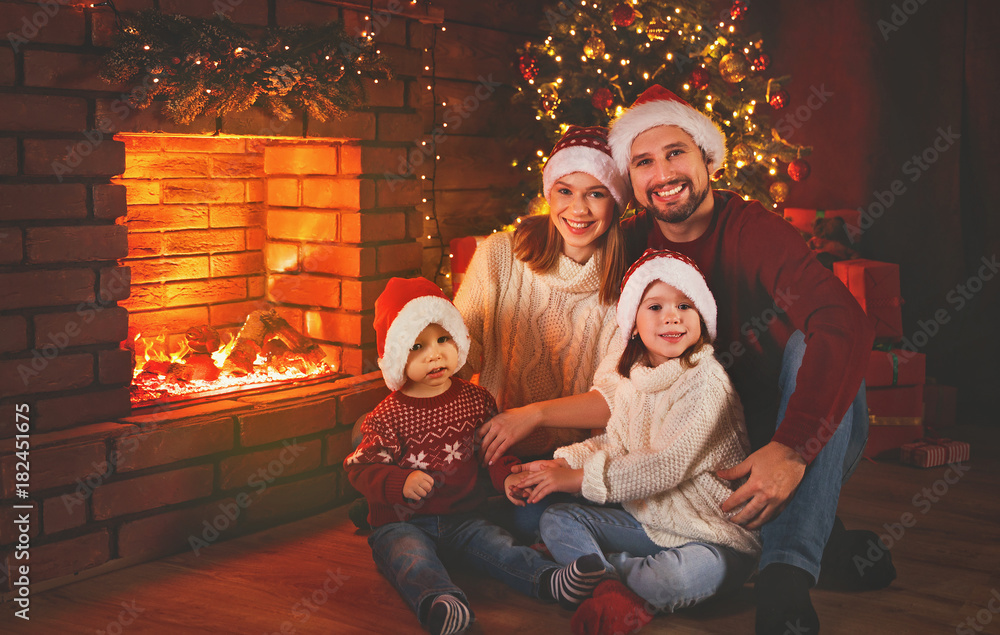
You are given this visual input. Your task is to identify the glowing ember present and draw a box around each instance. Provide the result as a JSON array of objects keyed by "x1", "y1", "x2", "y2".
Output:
[{"x1": 128, "y1": 311, "x2": 337, "y2": 406}]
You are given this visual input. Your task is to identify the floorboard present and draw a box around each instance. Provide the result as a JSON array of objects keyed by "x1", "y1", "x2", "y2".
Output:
[{"x1": 4, "y1": 425, "x2": 998, "y2": 634}]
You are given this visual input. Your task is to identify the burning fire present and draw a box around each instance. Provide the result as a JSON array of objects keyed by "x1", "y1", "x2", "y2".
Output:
[{"x1": 129, "y1": 310, "x2": 336, "y2": 405}]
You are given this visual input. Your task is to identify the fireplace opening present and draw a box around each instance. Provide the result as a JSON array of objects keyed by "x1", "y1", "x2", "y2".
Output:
[{"x1": 115, "y1": 132, "x2": 370, "y2": 408}]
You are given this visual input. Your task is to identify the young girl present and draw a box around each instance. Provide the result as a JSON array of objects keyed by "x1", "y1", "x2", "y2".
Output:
[{"x1": 511, "y1": 249, "x2": 762, "y2": 635}]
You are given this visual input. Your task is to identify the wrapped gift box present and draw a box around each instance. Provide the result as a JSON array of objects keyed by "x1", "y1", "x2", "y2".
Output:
[
  {"x1": 784, "y1": 208, "x2": 862, "y2": 238},
  {"x1": 864, "y1": 422, "x2": 924, "y2": 459},
  {"x1": 900, "y1": 438, "x2": 970, "y2": 468},
  {"x1": 833, "y1": 259, "x2": 904, "y2": 340},
  {"x1": 448, "y1": 236, "x2": 485, "y2": 295},
  {"x1": 867, "y1": 385, "x2": 924, "y2": 418},
  {"x1": 866, "y1": 350, "x2": 926, "y2": 387},
  {"x1": 923, "y1": 384, "x2": 958, "y2": 428}
]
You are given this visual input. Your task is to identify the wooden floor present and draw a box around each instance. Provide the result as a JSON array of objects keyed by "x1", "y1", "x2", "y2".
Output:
[{"x1": 6, "y1": 425, "x2": 999, "y2": 634}]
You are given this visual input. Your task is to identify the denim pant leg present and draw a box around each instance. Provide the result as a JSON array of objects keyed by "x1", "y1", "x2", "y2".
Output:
[
  {"x1": 540, "y1": 503, "x2": 756, "y2": 612},
  {"x1": 440, "y1": 513, "x2": 559, "y2": 599},
  {"x1": 760, "y1": 330, "x2": 869, "y2": 582},
  {"x1": 486, "y1": 493, "x2": 577, "y2": 545},
  {"x1": 369, "y1": 517, "x2": 469, "y2": 626}
]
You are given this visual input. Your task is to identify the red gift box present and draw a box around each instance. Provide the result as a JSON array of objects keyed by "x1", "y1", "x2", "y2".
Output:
[
  {"x1": 866, "y1": 350, "x2": 926, "y2": 387},
  {"x1": 900, "y1": 437, "x2": 970, "y2": 468},
  {"x1": 784, "y1": 208, "x2": 862, "y2": 238},
  {"x1": 833, "y1": 259, "x2": 904, "y2": 340},
  {"x1": 864, "y1": 423, "x2": 924, "y2": 459},
  {"x1": 923, "y1": 384, "x2": 958, "y2": 428},
  {"x1": 448, "y1": 236, "x2": 486, "y2": 295},
  {"x1": 867, "y1": 385, "x2": 924, "y2": 418}
]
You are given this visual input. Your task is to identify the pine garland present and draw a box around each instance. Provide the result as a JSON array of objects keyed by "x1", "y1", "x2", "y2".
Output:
[{"x1": 101, "y1": 10, "x2": 392, "y2": 126}]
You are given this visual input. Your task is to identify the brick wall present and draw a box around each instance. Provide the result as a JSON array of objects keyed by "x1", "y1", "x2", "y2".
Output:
[
  {"x1": 0, "y1": 0, "x2": 441, "y2": 595},
  {"x1": 0, "y1": 371, "x2": 389, "y2": 594}
]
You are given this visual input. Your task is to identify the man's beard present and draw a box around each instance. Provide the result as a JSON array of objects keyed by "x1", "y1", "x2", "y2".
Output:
[{"x1": 645, "y1": 177, "x2": 710, "y2": 225}]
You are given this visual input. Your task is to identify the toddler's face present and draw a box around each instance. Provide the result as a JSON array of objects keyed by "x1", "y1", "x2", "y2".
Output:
[
  {"x1": 634, "y1": 280, "x2": 702, "y2": 366},
  {"x1": 404, "y1": 323, "x2": 459, "y2": 396}
]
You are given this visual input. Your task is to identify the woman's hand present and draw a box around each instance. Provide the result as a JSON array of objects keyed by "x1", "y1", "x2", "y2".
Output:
[
  {"x1": 478, "y1": 405, "x2": 542, "y2": 465},
  {"x1": 514, "y1": 466, "x2": 584, "y2": 504}
]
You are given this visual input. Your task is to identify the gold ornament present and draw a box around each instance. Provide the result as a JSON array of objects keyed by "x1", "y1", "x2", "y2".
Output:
[
  {"x1": 646, "y1": 18, "x2": 669, "y2": 41},
  {"x1": 719, "y1": 52, "x2": 750, "y2": 83},
  {"x1": 769, "y1": 181, "x2": 790, "y2": 203},
  {"x1": 584, "y1": 34, "x2": 605, "y2": 60},
  {"x1": 539, "y1": 82, "x2": 560, "y2": 111},
  {"x1": 732, "y1": 143, "x2": 754, "y2": 164}
]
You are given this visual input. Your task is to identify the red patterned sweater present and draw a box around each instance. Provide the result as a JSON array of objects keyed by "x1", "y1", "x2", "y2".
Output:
[{"x1": 345, "y1": 378, "x2": 518, "y2": 528}]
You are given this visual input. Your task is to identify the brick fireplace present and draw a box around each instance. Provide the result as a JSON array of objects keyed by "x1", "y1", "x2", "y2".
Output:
[{"x1": 0, "y1": 0, "x2": 440, "y2": 594}]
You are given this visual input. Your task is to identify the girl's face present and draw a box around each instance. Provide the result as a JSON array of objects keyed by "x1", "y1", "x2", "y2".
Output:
[
  {"x1": 634, "y1": 280, "x2": 702, "y2": 367},
  {"x1": 547, "y1": 171, "x2": 616, "y2": 264}
]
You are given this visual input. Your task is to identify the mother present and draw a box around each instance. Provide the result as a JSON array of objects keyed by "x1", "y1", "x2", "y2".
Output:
[{"x1": 454, "y1": 125, "x2": 630, "y2": 459}]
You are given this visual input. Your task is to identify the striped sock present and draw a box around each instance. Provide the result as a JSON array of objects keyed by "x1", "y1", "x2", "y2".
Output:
[
  {"x1": 427, "y1": 594, "x2": 471, "y2": 635},
  {"x1": 549, "y1": 554, "x2": 608, "y2": 610}
]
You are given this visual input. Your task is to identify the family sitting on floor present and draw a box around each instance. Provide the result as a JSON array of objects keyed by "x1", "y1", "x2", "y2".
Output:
[{"x1": 344, "y1": 86, "x2": 896, "y2": 635}]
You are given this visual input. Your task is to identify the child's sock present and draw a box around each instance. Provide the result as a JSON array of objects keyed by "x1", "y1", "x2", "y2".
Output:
[
  {"x1": 571, "y1": 579, "x2": 654, "y2": 635},
  {"x1": 545, "y1": 553, "x2": 608, "y2": 610},
  {"x1": 427, "y1": 594, "x2": 471, "y2": 635}
]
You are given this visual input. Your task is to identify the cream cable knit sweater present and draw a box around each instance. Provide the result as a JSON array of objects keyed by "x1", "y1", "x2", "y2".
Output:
[
  {"x1": 556, "y1": 344, "x2": 762, "y2": 556},
  {"x1": 453, "y1": 231, "x2": 619, "y2": 456}
]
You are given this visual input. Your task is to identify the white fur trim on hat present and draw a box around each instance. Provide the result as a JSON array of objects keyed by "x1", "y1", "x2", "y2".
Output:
[
  {"x1": 616, "y1": 256, "x2": 717, "y2": 343},
  {"x1": 543, "y1": 145, "x2": 630, "y2": 210},
  {"x1": 378, "y1": 295, "x2": 470, "y2": 391},
  {"x1": 608, "y1": 100, "x2": 727, "y2": 176}
]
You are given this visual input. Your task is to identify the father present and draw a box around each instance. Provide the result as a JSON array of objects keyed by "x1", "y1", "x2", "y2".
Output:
[{"x1": 610, "y1": 85, "x2": 873, "y2": 634}]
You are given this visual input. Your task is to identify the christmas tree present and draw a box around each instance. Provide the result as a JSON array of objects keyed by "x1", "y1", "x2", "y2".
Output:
[{"x1": 511, "y1": 0, "x2": 811, "y2": 214}]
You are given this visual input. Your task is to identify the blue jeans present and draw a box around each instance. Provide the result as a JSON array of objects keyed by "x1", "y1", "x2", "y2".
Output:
[
  {"x1": 760, "y1": 330, "x2": 869, "y2": 582},
  {"x1": 539, "y1": 503, "x2": 757, "y2": 613},
  {"x1": 368, "y1": 511, "x2": 560, "y2": 628}
]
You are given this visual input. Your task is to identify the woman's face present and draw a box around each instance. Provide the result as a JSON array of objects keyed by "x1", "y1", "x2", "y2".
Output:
[{"x1": 547, "y1": 171, "x2": 617, "y2": 264}]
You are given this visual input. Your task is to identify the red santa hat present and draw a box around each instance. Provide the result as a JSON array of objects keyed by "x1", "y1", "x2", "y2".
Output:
[
  {"x1": 616, "y1": 248, "x2": 718, "y2": 342},
  {"x1": 374, "y1": 277, "x2": 470, "y2": 391},
  {"x1": 608, "y1": 85, "x2": 727, "y2": 176},
  {"x1": 542, "y1": 125, "x2": 630, "y2": 209}
]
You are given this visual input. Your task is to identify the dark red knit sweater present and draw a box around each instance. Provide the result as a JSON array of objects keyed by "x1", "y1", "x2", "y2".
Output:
[
  {"x1": 622, "y1": 190, "x2": 874, "y2": 463},
  {"x1": 345, "y1": 378, "x2": 518, "y2": 527}
]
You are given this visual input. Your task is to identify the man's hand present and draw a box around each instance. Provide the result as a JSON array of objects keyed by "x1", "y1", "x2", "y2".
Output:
[
  {"x1": 717, "y1": 441, "x2": 807, "y2": 530},
  {"x1": 402, "y1": 470, "x2": 435, "y2": 501},
  {"x1": 514, "y1": 466, "x2": 584, "y2": 505},
  {"x1": 477, "y1": 405, "x2": 542, "y2": 465}
]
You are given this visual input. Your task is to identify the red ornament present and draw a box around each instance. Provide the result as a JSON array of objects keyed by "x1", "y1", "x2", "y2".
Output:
[
  {"x1": 751, "y1": 52, "x2": 770, "y2": 72},
  {"x1": 787, "y1": 158, "x2": 811, "y2": 182},
  {"x1": 612, "y1": 2, "x2": 636, "y2": 27},
  {"x1": 769, "y1": 89, "x2": 789, "y2": 109},
  {"x1": 730, "y1": 0, "x2": 748, "y2": 21},
  {"x1": 591, "y1": 87, "x2": 613, "y2": 110},
  {"x1": 518, "y1": 53, "x2": 539, "y2": 82},
  {"x1": 689, "y1": 67, "x2": 710, "y2": 90}
]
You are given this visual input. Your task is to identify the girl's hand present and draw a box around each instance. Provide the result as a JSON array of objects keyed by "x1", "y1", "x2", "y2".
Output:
[
  {"x1": 510, "y1": 458, "x2": 570, "y2": 473},
  {"x1": 504, "y1": 473, "x2": 532, "y2": 507},
  {"x1": 515, "y1": 466, "x2": 584, "y2": 504},
  {"x1": 478, "y1": 405, "x2": 542, "y2": 465},
  {"x1": 402, "y1": 470, "x2": 435, "y2": 501}
]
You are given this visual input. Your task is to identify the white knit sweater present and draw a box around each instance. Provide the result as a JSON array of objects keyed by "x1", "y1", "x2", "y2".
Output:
[
  {"x1": 555, "y1": 344, "x2": 762, "y2": 556},
  {"x1": 453, "y1": 231, "x2": 619, "y2": 456}
]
